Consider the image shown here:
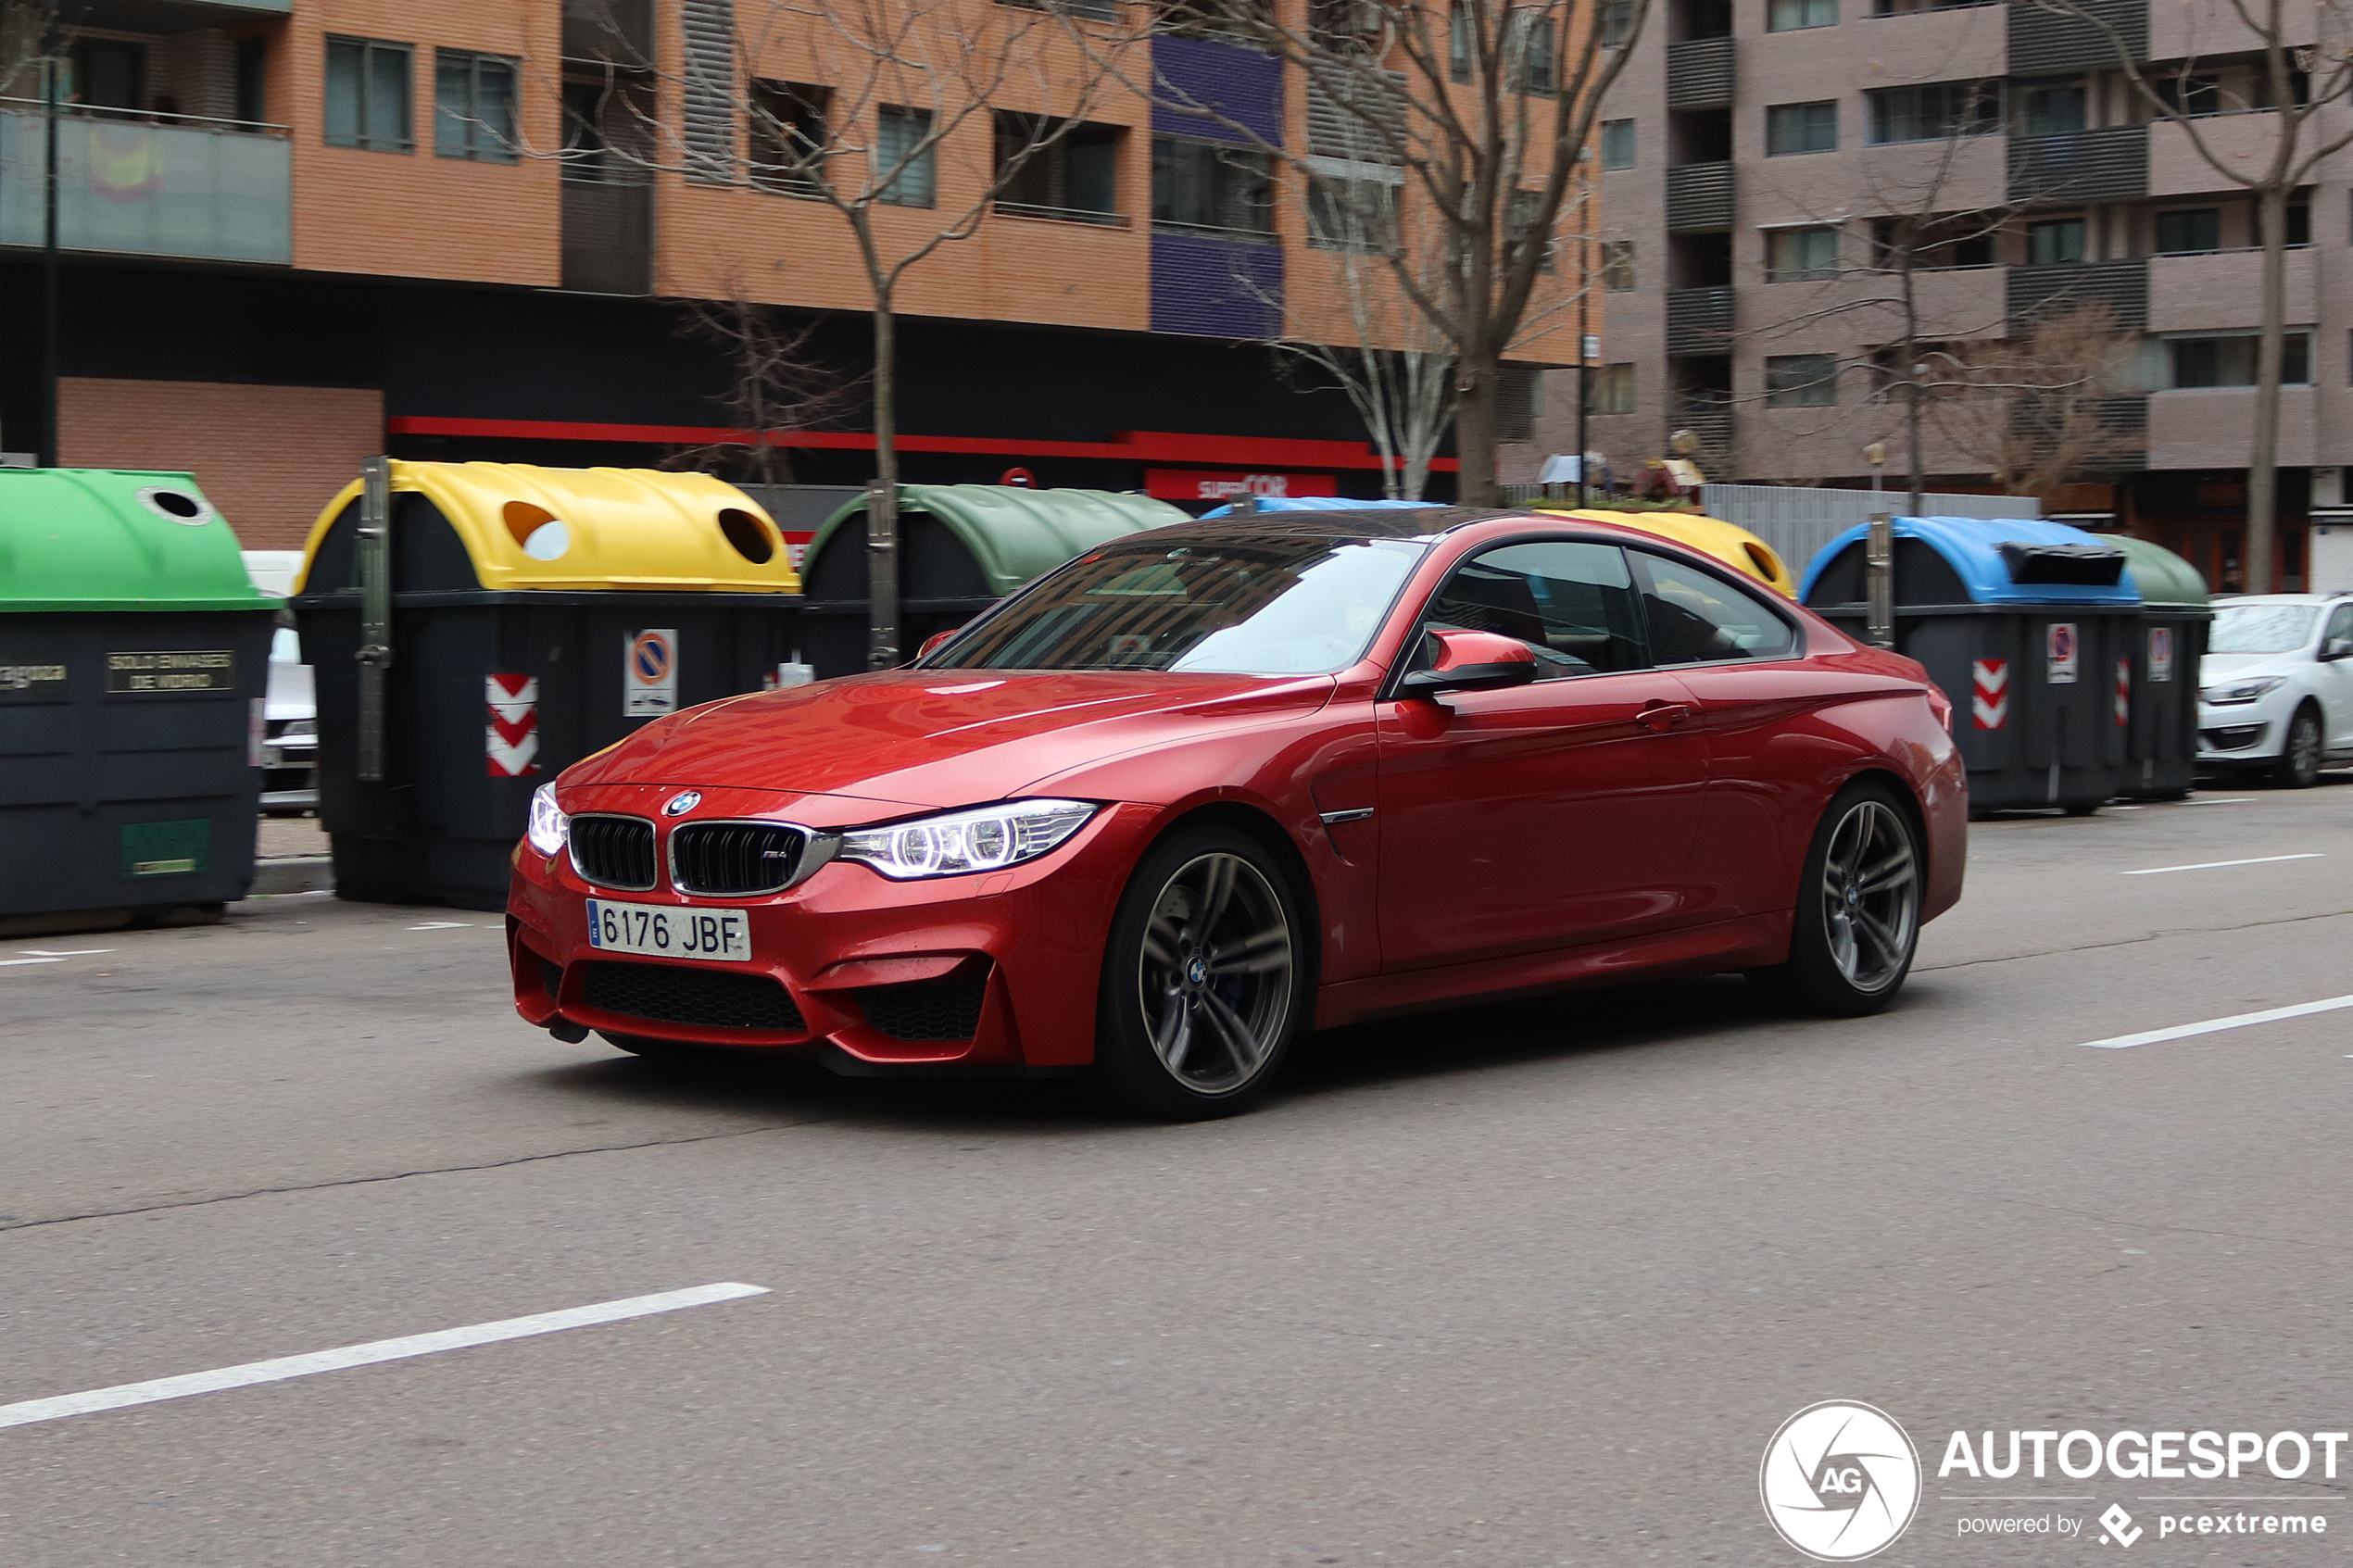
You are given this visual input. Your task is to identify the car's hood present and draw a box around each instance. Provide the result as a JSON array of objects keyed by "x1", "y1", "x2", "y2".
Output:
[
  {"x1": 2199, "y1": 651, "x2": 2298, "y2": 684},
  {"x1": 564, "y1": 669, "x2": 1337, "y2": 808}
]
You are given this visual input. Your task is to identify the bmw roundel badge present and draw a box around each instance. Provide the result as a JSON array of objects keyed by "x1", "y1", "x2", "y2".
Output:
[{"x1": 663, "y1": 790, "x2": 702, "y2": 817}]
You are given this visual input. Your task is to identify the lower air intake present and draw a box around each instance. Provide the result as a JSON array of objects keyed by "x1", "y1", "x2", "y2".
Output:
[
  {"x1": 856, "y1": 967, "x2": 990, "y2": 1041},
  {"x1": 579, "y1": 961, "x2": 806, "y2": 1032}
]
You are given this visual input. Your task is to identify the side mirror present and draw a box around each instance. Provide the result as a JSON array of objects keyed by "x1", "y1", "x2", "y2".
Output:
[
  {"x1": 2322, "y1": 636, "x2": 2353, "y2": 662},
  {"x1": 916, "y1": 627, "x2": 963, "y2": 660},
  {"x1": 1397, "y1": 629, "x2": 1540, "y2": 696}
]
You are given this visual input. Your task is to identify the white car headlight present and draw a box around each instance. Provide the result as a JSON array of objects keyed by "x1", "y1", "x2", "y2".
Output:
[
  {"x1": 526, "y1": 783, "x2": 570, "y2": 857},
  {"x1": 839, "y1": 798, "x2": 1097, "y2": 880},
  {"x1": 2200, "y1": 676, "x2": 2286, "y2": 706}
]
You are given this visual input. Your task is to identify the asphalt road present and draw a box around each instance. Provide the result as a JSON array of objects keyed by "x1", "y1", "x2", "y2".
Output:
[{"x1": 6, "y1": 782, "x2": 2353, "y2": 1565}]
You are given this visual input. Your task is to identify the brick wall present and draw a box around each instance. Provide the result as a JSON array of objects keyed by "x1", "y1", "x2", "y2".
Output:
[{"x1": 58, "y1": 378, "x2": 384, "y2": 549}]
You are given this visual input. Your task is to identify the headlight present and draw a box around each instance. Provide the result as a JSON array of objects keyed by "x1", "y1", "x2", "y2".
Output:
[
  {"x1": 526, "y1": 783, "x2": 570, "y2": 857},
  {"x1": 838, "y1": 798, "x2": 1097, "y2": 880},
  {"x1": 2200, "y1": 676, "x2": 2286, "y2": 706}
]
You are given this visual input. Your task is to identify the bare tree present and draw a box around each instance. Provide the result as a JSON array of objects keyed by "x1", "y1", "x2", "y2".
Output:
[
  {"x1": 0, "y1": 1, "x2": 54, "y2": 94},
  {"x1": 559, "y1": 0, "x2": 1122, "y2": 664},
  {"x1": 666, "y1": 291, "x2": 867, "y2": 486},
  {"x1": 1097, "y1": 0, "x2": 1644, "y2": 504},
  {"x1": 1930, "y1": 304, "x2": 2147, "y2": 498},
  {"x1": 2029, "y1": 0, "x2": 2353, "y2": 590}
]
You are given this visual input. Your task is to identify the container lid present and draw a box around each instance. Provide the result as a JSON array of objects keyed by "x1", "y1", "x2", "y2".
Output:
[
  {"x1": 295, "y1": 461, "x2": 800, "y2": 594},
  {"x1": 809, "y1": 484, "x2": 1187, "y2": 598},
  {"x1": 0, "y1": 468, "x2": 275, "y2": 612},
  {"x1": 2108, "y1": 533, "x2": 2210, "y2": 607},
  {"x1": 1196, "y1": 496, "x2": 1445, "y2": 516},
  {"x1": 1543, "y1": 508, "x2": 1799, "y2": 598},
  {"x1": 1798, "y1": 515, "x2": 2144, "y2": 607}
]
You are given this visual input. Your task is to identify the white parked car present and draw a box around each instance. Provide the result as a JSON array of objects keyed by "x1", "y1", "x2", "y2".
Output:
[
  {"x1": 2197, "y1": 593, "x2": 2353, "y2": 786},
  {"x1": 241, "y1": 551, "x2": 318, "y2": 815}
]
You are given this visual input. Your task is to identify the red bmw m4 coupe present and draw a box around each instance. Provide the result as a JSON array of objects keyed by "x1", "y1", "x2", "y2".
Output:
[{"x1": 508, "y1": 508, "x2": 1965, "y2": 1117}]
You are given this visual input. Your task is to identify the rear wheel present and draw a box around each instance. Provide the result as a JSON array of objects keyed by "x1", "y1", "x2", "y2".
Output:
[
  {"x1": 1092, "y1": 827, "x2": 1307, "y2": 1120},
  {"x1": 2274, "y1": 706, "x2": 2323, "y2": 788},
  {"x1": 1753, "y1": 783, "x2": 1922, "y2": 1016}
]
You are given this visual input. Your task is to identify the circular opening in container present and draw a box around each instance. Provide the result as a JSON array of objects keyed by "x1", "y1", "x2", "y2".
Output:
[
  {"x1": 503, "y1": 501, "x2": 571, "y2": 561},
  {"x1": 1744, "y1": 541, "x2": 1782, "y2": 581},
  {"x1": 718, "y1": 508, "x2": 776, "y2": 564},
  {"x1": 137, "y1": 486, "x2": 214, "y2": 525}
]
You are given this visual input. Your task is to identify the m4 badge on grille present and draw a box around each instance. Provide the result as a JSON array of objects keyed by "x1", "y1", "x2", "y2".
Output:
[{"x1": 663, "y1": 790, "x2": 702, "y2": 816}]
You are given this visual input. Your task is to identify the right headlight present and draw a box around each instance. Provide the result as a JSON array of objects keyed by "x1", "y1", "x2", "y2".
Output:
[
  {"x1": 838, "y1": 798, "x2": 1098, "y2": 880},
  {"x1": 2200, "y1": 676, "x2": 2286, "y2": 706},
  {"x1": 526, "y1": 783, "x2": 570, "y2": 857}
]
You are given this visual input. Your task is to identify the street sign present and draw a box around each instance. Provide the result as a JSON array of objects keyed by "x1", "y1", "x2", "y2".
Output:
[
  {"x1": 2046, "y1": 622, "x2": 2079, "y2": 685},
  {"x1": 624, "y1": 629, "x2": 678, "y2": 717}
]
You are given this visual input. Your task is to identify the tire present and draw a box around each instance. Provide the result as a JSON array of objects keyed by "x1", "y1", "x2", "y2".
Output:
[
  {"x1": 2060, "y1": 797, "x2": 2104, "y2": 817},
  {"x1": 1752, "y1": 781, "x2": 1923, "y2": 1017},
  {"x1": 2273, "y1": 707, "x2": 2323, "y2": 789},
  {"x1": 1091, "y1": 825, "x2": 1309, "y2": 1120}
]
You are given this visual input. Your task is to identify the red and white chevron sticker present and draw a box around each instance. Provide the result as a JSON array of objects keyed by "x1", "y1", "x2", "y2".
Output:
[
  {"x1": 1971, "y1": 659, "x2": 2009, "y2": 730},
  {"x1": 2114, "y1": 659, "x2": 2131, "y2": 726},
  {"x1": 486, "y1": 672, "x2": 540, "y2": 777}
]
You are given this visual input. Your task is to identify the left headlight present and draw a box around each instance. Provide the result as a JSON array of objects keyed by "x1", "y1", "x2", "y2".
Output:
[
  {"x1": 2200, "y1": 676, "x2": 2286, "y2": 706},
  {"x1": 526, "y1": 783, "x2": 570, "y2": 857},
  {"x1": 839, "y1": 798, "x2": 1097, "y2": 880}
]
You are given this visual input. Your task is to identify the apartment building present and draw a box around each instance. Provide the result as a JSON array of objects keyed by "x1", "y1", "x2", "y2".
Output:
[
  {"x1": 1567, "y1": 0, "x2": 2353, "y2": 591},
  {"x1": 0, "y1": 1, "x2": 1577, "y2": 548}
]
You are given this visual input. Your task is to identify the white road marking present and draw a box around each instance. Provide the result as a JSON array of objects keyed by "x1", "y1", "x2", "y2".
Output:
[
  {"x1": 406, "y1": 922, "x2": 475, "y2": 931},
  {"x1": 2181, "y1": 797, "x2": 2254, "y2": 805},
  {"x1": 0, "y1": 1282, "x2": 770, "y2": 1432},
  {"x1": 2121, "y1": 853, "x2": 2324, "y2": 876},
  {"x1": 0, "y1": 958, "x2": 63, "y2": 968},
  {"x1": 19, "y1": 948, "x2": 114, "y2": 957},
  {"x1": 2080, "y1": 994, "x2": 2353, "y2": 1050}
]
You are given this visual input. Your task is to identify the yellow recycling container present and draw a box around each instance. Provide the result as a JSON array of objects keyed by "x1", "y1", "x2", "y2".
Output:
[{"x1": 1536, "y1": 506, "x2": 1798, "y2": 599}]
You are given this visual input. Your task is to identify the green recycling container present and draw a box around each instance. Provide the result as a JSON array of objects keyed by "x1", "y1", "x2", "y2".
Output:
[
  {"x1": 0, "y1": 469, "x2": 277, "y2": 933},
  {"x1": 2112, "y1": 534, "x2": 2213, "y2": 800}
]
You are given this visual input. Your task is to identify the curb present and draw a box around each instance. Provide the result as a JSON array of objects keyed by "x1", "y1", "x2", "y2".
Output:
[{"x1": 250, "y1": 856, "x2": 334, "y2": 897}]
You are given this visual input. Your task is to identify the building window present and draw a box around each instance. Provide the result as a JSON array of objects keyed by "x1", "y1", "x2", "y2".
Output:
[
  {"x1": 1450, "y1": 3, "x2": 1471, "y2": 82},
  {"x1": 1508, "y1": 189, "x2": 1557, "y2": 271},
  {"x1": 1307, "y1": 176, "x2": 1399, "y2": 251},
  {"x1": 233, "y1": 36, "x2": 269, "y2": 123},
  {"x1": 2028, "y1": 218, "x2": 2084, "y2": 265},
  {"x1": 1509, "y1": 7, "x2": 1557, "y2": 94},
  {"x1": 2153, "y1": 72, "x2": 2221, "y2": 117},
  {"x1": 2155, "y1": 207, "x2": 2221, "y2": 254},
  {"x1": 1767, "y1": 225, "x2": 1840, "y2": 282},
  {"x1": 434, "y1": 50, "x2": 518, "y2": 162},
  {"x1": 73, "y1": 40, "x2": 145, "y2": 115},
  {"x1": 1588, "y1": 362, "x2": 1637, "y2": 415},
  {"x1": 2167, "y1": 331, "x2": 2311, "y2": 388},
  {"x1": 1766, "y1": 353, "x2": 1839, "y2": 407},
  {"x1": 2020, "y1": 82, "x2": 2086, "y2": 135},
  {"x1": 1767, "y1": 100, "x2": 1838, "y2": 156},
  {"x1": 1600, "y1": 238, "x2": 1636, "y2": 290},
  {"x1": 1151, "y1": 136, "x2": 1274, "y2": 237},
  {"x1": 996, "y1": 114, "x2": 1123, "y2": 222},
  {"x1": 2271, "y1": 199, "x2": 2310, "y2": 248},
  {"x1": 876, "y1": 106, "x2": 937, "y2": 207},
  {"x1": 1601, "y1": 118, "x2": 1635, "y2": 169},
  {"x1": 1768, "y1": 0, "x2": 1838, "y2": 31},
  {"x1": 1601, "y1": 0, "x2": 1635, "y2": 46},
  {"x1": 1866, "y1": 81, "x2": 2002, "y2": 144},
  {"x1": 325, "y1": 36, "x2": 413, "y2": 153},
  {"x1": 749, "y1": 82, "x2": 829, "y2": 195}
]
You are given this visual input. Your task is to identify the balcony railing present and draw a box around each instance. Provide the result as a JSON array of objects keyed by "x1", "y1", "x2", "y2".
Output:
[
  {"x1": 1668, "y1": 400, "x2": 1734, "y2": 464},
  {"x1": 992, "y1": 201, "x2": 1132, "y2": 228},
  {"x1": 0, "y1": 103, "x2": 290, "y2": 265},
  {"x1": 561, "y1": 176, "x2": 653, "y2": 295},
  {"x1": 1666, "y1": 161, "x2": 1735, "y2": 233},
  {"x1": 2007, "y1": 257, "x2": 2148, "y2": 329},
  {"x1": 2008, "y1": 123, "x2": 2147, "y2": 205},
  {"x1": 2007, "y1": 0, "x2": 2146, "y2": 74},
  {"x1": 1665, "y1": 37, "x2": 1736, "y2": 111},
  {"x1": 1666, "y1": 285, "x2": 1734, "y2": 355}
]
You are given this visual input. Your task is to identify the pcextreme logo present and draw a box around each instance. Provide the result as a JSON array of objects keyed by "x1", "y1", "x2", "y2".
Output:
[{"x1": 1761, "y1": 1401, "x2": 1923, "y2": 1561}]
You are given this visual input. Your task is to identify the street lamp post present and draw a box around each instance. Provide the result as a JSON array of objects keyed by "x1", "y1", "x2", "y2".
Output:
[
  {"x1": 1864, "y1": 440, "x2": 1894, "y2": 649},
  {"x1": 40, "y1": 44, "x2": 62, "y2": 469}
]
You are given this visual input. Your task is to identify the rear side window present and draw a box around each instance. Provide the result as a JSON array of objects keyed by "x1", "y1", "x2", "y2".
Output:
[
  {"x1": 1632, "y1": 550, "x2": 1799, "y2": 664},
  {"x1": 1419, "y1": 539, "x2": 1646, "y2": 679}
]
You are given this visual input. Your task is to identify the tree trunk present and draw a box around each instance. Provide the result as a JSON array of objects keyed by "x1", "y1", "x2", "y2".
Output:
[
  {"x1": 1454, "y1": 349, "x2": 1499, "y2": 506},
  {"x1": 2246, "y1": 182, "x2": 2287, "y2": 593},
  {"x1": 867, "y1": 291, "x2": 900, "y2": 668}
]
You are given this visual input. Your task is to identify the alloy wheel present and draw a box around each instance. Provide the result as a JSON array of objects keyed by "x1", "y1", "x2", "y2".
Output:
[
  {"x1": 1137, "y1": 851, "x2": 1295, "y2": 1094},
  {"x1": 2288, "y1": 712, "x2": 2322, "y2": 785},
  {"x1": 1818, "y1": 799, "x2": 1919, "y2": 994}
]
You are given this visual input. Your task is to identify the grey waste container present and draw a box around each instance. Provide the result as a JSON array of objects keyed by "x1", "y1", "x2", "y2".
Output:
[
  {"x1": 2111, "y1": 535, "x2": 2213, "y2": 800},
  {"x1": 1802, "y1": 516, "x2": 2144, "y2": 817}
]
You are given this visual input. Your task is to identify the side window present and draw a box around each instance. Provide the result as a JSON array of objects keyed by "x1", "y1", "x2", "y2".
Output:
[
  {"x1": 1418, "y1": 540, "x2": 1646, "y2": 680},
  {"x1": 1632, "y1": 551, "x2": 1799, "y2": 664},
  {"x1": 2324, "y1": 604, "x2": 2353, "y2": 646}
]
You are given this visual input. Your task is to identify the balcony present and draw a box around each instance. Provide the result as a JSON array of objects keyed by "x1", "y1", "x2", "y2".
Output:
[
  {"x1": 2007, "y1": 257, "x2": 2147, "y2": 329},
  {"x1": 1667, "y1": 397, "x2": 1733, "y2": 465},
  {"x1": 2008, "y1": 123, "x2": 2147, "y2": 205},
  {"x1": 993, "y1": 201, "x2": 1133, "y2": 228},
  {"x1": 1665, "y1": 38, "x2": 1736, "y2": 111},
  {"x1": 0, "y1": 104, "x2": 289, "y2": 265},
  {"x1": 561, "y1": 177, "x2": 653, "y2": 295},
  {"x1": 1666, "y1": 162, "x2": 1735, "y2": 233},
  {"x1": 2007, "y1": 0, "x2": 2146, "y2": 74},
  {"x1": 1666, "y1": 286, "x2": 1733, "y2": 355},
  {"x1": 563, "y1": 0, "x2": 652, "y2": 62},
  {"x1": 2148, "y1": 245, "x2": 2315, "y2": 332}
]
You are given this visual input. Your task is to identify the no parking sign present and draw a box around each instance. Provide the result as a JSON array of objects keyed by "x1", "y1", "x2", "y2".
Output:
[
  {"x1": 624, "y1": 628, "x2": 678, "y2": 717},
  {"x1": 2045, "y1": 621, "x2": 2079, "y2": 685}
]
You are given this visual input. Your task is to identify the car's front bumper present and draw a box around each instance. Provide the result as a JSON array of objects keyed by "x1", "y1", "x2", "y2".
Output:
[
  {"x1": 2196, "y1": 704, "x2": 2284, "y2": 764},
  {"x1": 507, "y1": 784, "x2": 1161, "y2": 1070}
]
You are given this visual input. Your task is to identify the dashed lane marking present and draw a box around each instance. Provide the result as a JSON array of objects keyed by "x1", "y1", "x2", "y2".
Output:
[
  {"x1": 2121, "y1": 854, "x2": 2324, "y2": 876},
  {"x1": 2079, "y1": 993, "x2": 2353, "y2": 1049}
]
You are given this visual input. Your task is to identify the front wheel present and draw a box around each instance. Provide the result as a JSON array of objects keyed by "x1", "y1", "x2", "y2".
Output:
[
  {"x1": 1752, "y1": 783, "x2": 1923, "y2": 1017},
  {"x1": 2274, "y1": 707, "x2": 2323, "y2": 788},
  {"x1": 1092, "y1": 827, "x2": 1308, "y2": 1120}
]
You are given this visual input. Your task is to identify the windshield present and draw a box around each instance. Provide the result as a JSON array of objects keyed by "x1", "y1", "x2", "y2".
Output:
[
  {"x1": 2209, "y1": 603, "x2": 2318, "y2": 655},
  {"x1": 923, "y1": 534, "x2": 1428, "y2": 675}
]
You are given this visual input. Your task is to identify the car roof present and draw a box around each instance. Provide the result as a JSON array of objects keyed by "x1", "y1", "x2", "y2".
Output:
[
  {"x1": 1131, "y1": 507, "x2": 1654, "y2": 547},
  {"x1": 2212, "y1": 592, "x2": 2353, "y2": 605}
]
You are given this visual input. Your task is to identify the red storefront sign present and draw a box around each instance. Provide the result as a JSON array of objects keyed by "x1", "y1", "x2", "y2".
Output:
[{"x1": 1144, "y1": 469, "x2": 1339, "y2": 502}]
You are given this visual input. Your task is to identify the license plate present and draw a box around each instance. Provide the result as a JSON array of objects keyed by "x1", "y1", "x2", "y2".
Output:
[{"x1": 584, "y1": 899, "x2": 752, "y2": 961}]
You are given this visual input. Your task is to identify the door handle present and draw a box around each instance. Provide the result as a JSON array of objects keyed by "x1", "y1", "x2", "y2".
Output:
[{"x1": 1637, "y1": 701, "x2": 1691, "y2": 732}]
